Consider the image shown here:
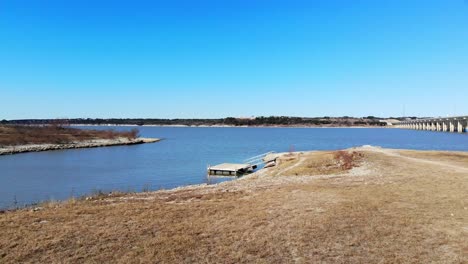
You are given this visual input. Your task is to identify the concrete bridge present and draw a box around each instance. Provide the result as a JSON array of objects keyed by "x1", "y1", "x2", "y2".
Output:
[{"x1": 396, "y1": 116, "x2": 468, "y2": 133}]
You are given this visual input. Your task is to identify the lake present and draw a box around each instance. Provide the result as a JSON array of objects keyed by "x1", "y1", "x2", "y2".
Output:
[{"x1": 0, "y1": 127, "x2": 467, "y2": 209}]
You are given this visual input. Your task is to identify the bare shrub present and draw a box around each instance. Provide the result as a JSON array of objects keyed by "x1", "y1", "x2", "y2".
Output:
[
  {"x1": 333, "y1": 150, "x2": 361, "y2": 170},
  {"x1": 130, "y1": 128, "x2": 140, "y2": 139},
  {"x1": 101, "y1": 130, "x2": 117, "y2": 140},
  {"x1": 121, "y1": 128, "x2": 140, "y2": 140}
]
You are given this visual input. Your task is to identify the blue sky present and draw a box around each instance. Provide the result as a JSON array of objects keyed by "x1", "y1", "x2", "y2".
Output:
[{"x1": 1, "y1": 0, "x2": 467, "y2": 119}]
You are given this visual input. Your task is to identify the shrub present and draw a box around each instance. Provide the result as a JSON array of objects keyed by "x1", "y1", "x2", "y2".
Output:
[{"x1": 333, "y1": 151, "x2": 360, "y2": 170}]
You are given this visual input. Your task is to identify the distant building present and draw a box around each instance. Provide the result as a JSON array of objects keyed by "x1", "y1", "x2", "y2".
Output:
[{"x1": 237, "y1": 116, "x2": 256, "y2": 120}]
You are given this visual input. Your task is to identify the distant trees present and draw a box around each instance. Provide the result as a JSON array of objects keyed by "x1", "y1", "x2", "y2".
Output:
[
  {"x1": 354, "y1": 121, "x2": 367, "y2": 125},
  {"x1": 5, "y1": 117, "x2": 388, "y2": 127},
  {"x1": 49, "y1": 119, "x2": 70, "y2": 128}
]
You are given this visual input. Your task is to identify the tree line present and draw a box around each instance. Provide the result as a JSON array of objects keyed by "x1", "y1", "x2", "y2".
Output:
[{"x1": 2, "y1": 116, "x2": 394, "y2": 127}]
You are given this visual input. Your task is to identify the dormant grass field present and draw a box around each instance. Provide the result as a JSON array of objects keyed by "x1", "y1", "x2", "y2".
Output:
[{"x1": 0, "y1": 146, "x2": 466, "y2": 263}]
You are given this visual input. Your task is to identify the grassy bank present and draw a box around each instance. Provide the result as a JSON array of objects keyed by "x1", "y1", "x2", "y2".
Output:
[
  {"x1": 0, "y1": 147, "x2": 466, "y2": 263},
  {"x1": 0, "y1": 125, "x2": 140, "y2": 146}
]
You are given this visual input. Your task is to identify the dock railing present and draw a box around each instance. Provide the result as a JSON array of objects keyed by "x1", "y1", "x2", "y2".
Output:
[{"x1": 243, "y1": 151, "x2": 276, "y2": 166}]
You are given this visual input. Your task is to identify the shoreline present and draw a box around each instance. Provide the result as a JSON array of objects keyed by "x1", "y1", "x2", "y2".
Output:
[
  {"x1": 3, "y1": 146, "x2": 466, "y2": 209},
  {"x1": 1, "y1": 146, "x2": 466, "y2": 262},
  {"x1": 0, "y1": 137, "x2": 160, "y2": 156},
  {"x1": 70, "y1": 124, "x2": 388, "y2": 129}
]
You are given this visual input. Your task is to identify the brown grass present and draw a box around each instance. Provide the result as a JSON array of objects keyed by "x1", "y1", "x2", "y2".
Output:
[
  {"x1": 0, "y1": 125, "x2": 140, "y2": 146},
  {"x1": 0, "y1": 147, "x2": 467, "y2": 263},
  {"x1": 274, "y1": 150, "x2": 364, "y2": 176}
]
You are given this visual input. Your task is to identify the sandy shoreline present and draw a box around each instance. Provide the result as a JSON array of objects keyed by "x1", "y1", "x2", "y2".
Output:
[{"x1": 0, "y1": 137, "x2": 160, "y2": 156}]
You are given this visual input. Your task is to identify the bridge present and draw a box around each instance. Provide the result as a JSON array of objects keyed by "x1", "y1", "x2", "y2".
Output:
[{"x1": 396, "y1": 116, "x2": 468, "y2": 133}]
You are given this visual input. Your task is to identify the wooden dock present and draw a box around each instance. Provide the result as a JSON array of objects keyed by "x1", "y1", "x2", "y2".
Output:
[
  {"x1": 207, "y1": 151, "x2": 276, "y2": 176},
  {"x1": 207, "y1": 163, "x2": 256, "y2": 176}
]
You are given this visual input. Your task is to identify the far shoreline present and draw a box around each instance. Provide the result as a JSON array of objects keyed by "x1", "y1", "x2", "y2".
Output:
[{"x1": 70, "y1": 124, "x2": 389, "y2": 129}]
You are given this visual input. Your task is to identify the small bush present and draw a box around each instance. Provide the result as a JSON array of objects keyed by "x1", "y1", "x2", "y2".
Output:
[
  {"x1": 334, "y1": 151, "x2": 361, "y2": 170},
  {"x1": 120, "y1": 128, "x2": 140, "y2": 140}
]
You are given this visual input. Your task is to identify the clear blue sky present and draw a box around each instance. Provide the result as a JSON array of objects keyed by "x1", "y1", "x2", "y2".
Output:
[{"x1": 1, "y1": 0, "x2": 467, "y2": 119}]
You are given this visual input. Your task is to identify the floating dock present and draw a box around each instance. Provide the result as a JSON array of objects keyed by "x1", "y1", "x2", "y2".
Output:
[
  {"x1": 207, "y1": 163, "x2": 257, "y2": 176},
  {"x1": 207, "y1": 151, "x2": 276, "y2": 176}
]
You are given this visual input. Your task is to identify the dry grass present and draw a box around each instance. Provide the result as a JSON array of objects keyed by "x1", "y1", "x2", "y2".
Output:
[
  {"x1": 271, "y1": 150, "x2": 364, "y2": 176},
  {"x1": 0, "y1": 147, "x2": 467, "y2": 263},
  {"x1": 396, "y1": 150, "x2": 468, "y2": 168},
  {"x1": 0, "y1": 125, "x2": 140, "y2": 146}
]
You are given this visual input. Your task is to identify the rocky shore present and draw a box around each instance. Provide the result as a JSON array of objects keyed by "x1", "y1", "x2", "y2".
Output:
[{"x1": 0, "y1": 137, "x2": 160, "y2": 156}]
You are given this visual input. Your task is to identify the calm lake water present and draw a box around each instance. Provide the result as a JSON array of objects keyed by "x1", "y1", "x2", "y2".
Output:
[{"x1": 0, "y1": 127, "x2": 467, "y2": 209}]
